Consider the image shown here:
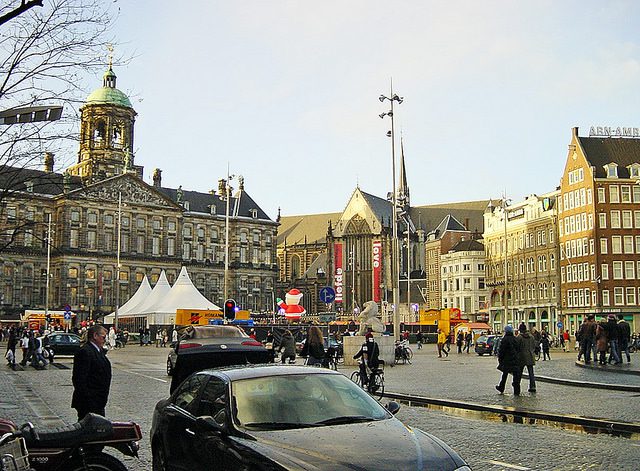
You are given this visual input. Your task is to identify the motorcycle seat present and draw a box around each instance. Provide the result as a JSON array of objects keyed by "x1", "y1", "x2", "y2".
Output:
[{"x1": 22, "y1": 413, "x2": 113, "y2": 448}]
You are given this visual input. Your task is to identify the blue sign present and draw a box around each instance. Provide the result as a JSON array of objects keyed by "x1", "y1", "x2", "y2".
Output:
[
  {"x1": 63, "y1": 311, "x2": 71, "y2": 320},
  {"x1": 319, "y1": 286, "x2": 335, "y2": 304},
  {"x1": 557, "y1": 321, "x2": 563, "y2": 329}
]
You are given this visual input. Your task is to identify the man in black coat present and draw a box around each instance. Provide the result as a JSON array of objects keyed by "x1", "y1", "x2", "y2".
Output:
[
  {"x1": 496, "y1": 325, "x2": 522, "y2": 396},
  {"x1": 71, "y1": 324, "x2": 112, "y2": 421},
  {"x1": 353, "y1": 333, "x2": 380, "y2": 391}
]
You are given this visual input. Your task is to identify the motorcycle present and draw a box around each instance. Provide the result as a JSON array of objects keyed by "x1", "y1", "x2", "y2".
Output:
[{"x1": 0, "y1": 413, "x2": 141, "y2": 471}]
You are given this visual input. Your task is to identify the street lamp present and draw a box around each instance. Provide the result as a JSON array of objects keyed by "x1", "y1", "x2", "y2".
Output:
[
  {"x1": 223, "y1": 171, "x2": 240, "y2": 303},
  {"x1": 114, "y1": 191, "x2": 122, "y2": 331},
  {"x1": 500, "y1": 194, "x2": 511, "y2": 326},
  {"x1": 379, "y1": 85, "x2": 403, "y2": 340}
]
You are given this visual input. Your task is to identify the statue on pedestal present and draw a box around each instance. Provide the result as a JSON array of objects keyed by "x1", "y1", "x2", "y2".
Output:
[{"x1": 357, "y1": 301, "x2": 385, "y2": 336}]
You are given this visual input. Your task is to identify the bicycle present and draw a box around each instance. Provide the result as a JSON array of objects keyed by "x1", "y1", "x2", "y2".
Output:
[
  {"x1": 394, "y1": 340, "x2": 413, "y2": 365},
  {"x1": 325, "y1": 346, "x2": 341, "y2": 371},
  {"x1": 350, "y1": 360, "x2": 385, "y2": 401}
]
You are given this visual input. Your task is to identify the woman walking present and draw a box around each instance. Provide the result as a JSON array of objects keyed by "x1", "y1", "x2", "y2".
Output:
[{"x1": 301, "y1": 326, "x2": 325, "y2": 366}]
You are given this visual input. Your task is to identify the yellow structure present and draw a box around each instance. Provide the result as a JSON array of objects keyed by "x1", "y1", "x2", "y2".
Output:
[{"x1": 175, "y1": 309, "x2": 250, "y2": 325}]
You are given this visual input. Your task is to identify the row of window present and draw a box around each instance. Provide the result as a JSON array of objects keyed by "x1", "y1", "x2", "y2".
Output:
[
  {"x1": 599, "y1": 235, "x2": 640, "y2": 255},
  {"x1": 559, "y1": 212, "x2": 593, "y2": 236},
  {"x1": 597, "y1": 185, "x2": 640, "y2": 204},
  {"x1": 561, "y1": 187, "x2": 592, "y2": 212},
  {"x1": 487, "y1": 228, "x2": 555, "y2": 256},
  {"x1": 488, "y1": 254, "x2": 557, "y2": 278},
  {"x1": 441, "y1": 263, "x2": 485, "y2": 274},
  {"x1": 68, "y1": 210, "x2": 274, "y2": 244},
  {"x1": 598, "y1": 210, "x2": 640, "y2": 229},
  {"x1": 566, "y1": 287, "x2": 639, "y2": 307},
  {"x1": 442, "y1": 278, "x2": 486, "y2": 292}
]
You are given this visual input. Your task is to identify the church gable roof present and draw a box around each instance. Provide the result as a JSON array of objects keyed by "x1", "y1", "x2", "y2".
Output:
[
  {"x1": 410, "y1": 200, "x2": 490, "y2": 234},
  {"x1": 277, "y1": 212, "x2": 341, "y2": 245}
]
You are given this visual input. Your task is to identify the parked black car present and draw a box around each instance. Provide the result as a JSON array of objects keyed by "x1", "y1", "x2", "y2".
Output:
[
  {"x1": 474, "y1": 335, "x2": 499, "y2": 355},
  {"x1": 151, "y1": 365, "x2": 470, "y2": 471},
  {"x1": 168, "y1": 325, "x2": 271, "y2": 393},
  {"x1": 45, "y1": 332, "x2": 82, "y2": 357}
]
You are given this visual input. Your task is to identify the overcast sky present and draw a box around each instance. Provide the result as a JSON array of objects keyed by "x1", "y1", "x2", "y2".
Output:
[{"x1": 100, "y1": 0, "x2": 640, "y2": 220}]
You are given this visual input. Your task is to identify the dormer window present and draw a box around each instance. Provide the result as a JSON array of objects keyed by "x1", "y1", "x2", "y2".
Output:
[
  {"x1": 25, "y1": 180, "x2": 33, "y2": 192},
  {"x1": 604, "y1": 163, "x2": 618, "y2": 178},
  {"x1": 250, "y1": 209, "x2": 258, "y2": 219},
  {"x1": 183, "y1": 201, "x2": 190, "y2": 211},
  {"x1": 628, "y1": 163, "x2": 640, "y2": 178},
  {"x1": 209, "y1": 204, "x2": 216, "y2": 215}
]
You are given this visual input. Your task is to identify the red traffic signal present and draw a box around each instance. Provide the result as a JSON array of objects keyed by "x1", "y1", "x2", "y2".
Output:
[{"x1": 224, "y1": 299, "x2": 236, "y2": 320}]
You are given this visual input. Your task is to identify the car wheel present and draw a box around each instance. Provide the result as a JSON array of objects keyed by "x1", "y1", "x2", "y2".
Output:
[
  {"x1": 166, "y1": 358, "x2": 173, "y2": 376},
  {"x1": 478, "y1": 353, "x2": 483, "y2": 356}
]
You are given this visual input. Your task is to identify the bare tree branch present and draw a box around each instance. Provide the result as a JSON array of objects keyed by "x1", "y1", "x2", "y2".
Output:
[
  {"x1": 0, "y1": 1, "x2": 44, "y2": 27},
  {"x1": 0, "y1": 0, "x2": 121, "y2": 254}
]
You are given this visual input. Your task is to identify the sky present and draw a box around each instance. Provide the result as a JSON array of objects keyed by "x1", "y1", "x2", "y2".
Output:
[{"x1": 92, "y1": 0, "x2": 640, "y2": 221}]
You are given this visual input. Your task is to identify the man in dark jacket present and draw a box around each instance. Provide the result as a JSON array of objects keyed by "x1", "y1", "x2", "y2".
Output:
[
  {"x1": 578, "y1": 315, "x2": 597, "y2": 364},
  {"x1": 517, "y1": 325, "x2": 537, "y2": 393},
  {"x1": 617, "y1": 314, "x2": 631, "y2": 363},
  {"x1": 71, "y1": 325, "x2": 112, "y2": 420},
  {"x1": 605, "y1": 314, "x2": 621, "y2": 364},
  {"x1": 353, "y1": 333, "x2": 380, "y2": 391},
  {"x1": 496, "y1": 325, "x2": 522, "y2": 395}
]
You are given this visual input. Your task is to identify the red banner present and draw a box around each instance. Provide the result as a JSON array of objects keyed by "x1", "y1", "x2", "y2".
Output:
[
  {"x1": 334, "y1": 243, "x2": 343, "y2": 303},
  {"x1": 372, "y1": 240, "x2": 382, "y2": 302}
]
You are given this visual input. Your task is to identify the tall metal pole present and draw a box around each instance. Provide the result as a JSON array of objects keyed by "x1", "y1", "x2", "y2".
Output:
[
  {"x1": 503, "y1": 195, "x2": 509, "y2": 326},
  {"x1": 114, "y1": 192, "x2": 122, "y2": 331},
  {"x1": 224, "y1": 173, "x2": 233, "y2": 302},
  {"x1": 45, "y1": 213, "x2": 52, "y2": 329},
  {"x1": 406, "y1": 230, "x2": 411, "y2": 317},
  {"x1": 390, "y1": 86, "x2": 401, "y2": 340},
  {"x1": 351, "y1": 244, "x2": 356, "y2": 317}
]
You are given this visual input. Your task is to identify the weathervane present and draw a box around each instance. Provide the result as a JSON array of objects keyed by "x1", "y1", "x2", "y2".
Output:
[{"x1": 107, "y1": 44, "x2": 114, "y2": 68}]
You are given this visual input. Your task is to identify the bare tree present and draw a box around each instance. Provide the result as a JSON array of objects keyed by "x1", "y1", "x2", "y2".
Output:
[{"x1": 0, "y1": 0, "x2": 120, "y2": 252}]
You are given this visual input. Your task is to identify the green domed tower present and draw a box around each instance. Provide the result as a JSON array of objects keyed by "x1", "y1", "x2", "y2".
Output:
[{"x1": 68, "y1": 62, "x2": 141, "y2": 182}]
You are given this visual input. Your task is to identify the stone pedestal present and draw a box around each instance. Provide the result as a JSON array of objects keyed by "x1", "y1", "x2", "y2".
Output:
[{"x1": 343, "y1": 335, "x2": 395, "y2": 367}]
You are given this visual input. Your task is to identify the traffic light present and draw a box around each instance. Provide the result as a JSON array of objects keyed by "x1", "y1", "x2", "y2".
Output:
[{"x1": 224, "y1": 299, "x2": 236, "y2": 321}]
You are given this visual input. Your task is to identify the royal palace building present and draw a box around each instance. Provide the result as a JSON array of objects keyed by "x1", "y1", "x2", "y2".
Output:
[{"x1": 0, "y1": 65, "x2": 277, "y2": 324}]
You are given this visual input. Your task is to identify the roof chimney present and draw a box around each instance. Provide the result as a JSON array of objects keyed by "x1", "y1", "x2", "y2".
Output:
[{"x1": 44, "y1": 152, "x2": 54, "y2": 173}]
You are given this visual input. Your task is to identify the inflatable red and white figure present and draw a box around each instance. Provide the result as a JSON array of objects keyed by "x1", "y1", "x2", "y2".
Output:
[{"x1": 277, "y1": 288, "x2": 306, "y2": 321}]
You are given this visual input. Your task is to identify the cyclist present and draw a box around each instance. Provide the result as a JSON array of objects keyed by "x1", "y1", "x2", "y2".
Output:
[{"x1": 353, "y1": 332, "x2": 380, "y2": 391}]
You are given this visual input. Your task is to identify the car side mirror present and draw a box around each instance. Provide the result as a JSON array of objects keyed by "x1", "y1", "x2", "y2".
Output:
[
  {"x1": 385, "y1": 401, "x2": 401, "y2": 415},
  {"x1": 196, "y1": 415, "x2": 225, "y2": 434}
]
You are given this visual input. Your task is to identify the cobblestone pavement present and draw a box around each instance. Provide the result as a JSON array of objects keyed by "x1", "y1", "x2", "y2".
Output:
[{"x1": 0, "y1": 343, "x2": 639, "y2": 470}]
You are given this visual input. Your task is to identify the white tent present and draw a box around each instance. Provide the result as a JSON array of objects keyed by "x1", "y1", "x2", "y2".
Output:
[
  {"x1": 131, "y1": 270, "x2": 172, "y2": 315},
  {"x1": 143, "y1": 266, "x2": 221, "y2": 325},
  {"x1": 103, "y1": 276, "x2": 152, "y2": 323}
]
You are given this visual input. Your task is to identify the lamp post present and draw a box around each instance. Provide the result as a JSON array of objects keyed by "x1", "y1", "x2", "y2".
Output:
[
  {"x1": 501, "y1": 194, "x2": 511, "y2": 326},
  {"x1": 379, "y1": 85, "x2": 403, "y2": 340},
  {"x1": 44, "y1": 213, "x2": 52, "y2": 330},
  {"x1": 114, "y1": 191, "x2": 122, "y2": 331},
  {"x1": 223, "y1": 172, "x2": 236, "y2": 302}
]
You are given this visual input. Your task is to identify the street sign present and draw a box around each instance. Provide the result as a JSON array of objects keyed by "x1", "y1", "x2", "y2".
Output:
[
  {"x1": 319, "y1": 313, "x2": 336, "y2": 323},
  {"x1": 63, "y1": 311, "x2": 71, "y2": 321},
  {"x1": 319, "y1": 286, "x2": 335, "y2": 304},
  {"x1": 557, "y1": 321, "x2": 563, "y2": 329}
]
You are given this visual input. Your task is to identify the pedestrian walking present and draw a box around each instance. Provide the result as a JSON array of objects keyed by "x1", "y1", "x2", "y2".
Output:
[
  {"x1": 301, "y1": 326, "x2": 325, "y2": 366},
  {"x1": 496, "y1": 325, "x2": 522, "y2": 396},
  {"x1": 172, "y1": 328, "x2": 178, "y2": 343},
  {"x1": 5, "y1": 327, "x2": 17, "y2": 370},
  {"x1": 108, "y1": 326, "x2": 116, "y2": 350},
  {"x1": 617, "y1": 314, "x2": 631, "y2": 363},
  {"x1": 577, "y1": 314, "x2": 596, "y2": 363},
  {"x1": 540, "y1": 332, "x2": 551, "y2": 361},
  {"x1": 279, "y1": 330, "x2": 296, "y2": 364},
  {"x1": 19, "y1": 331, "x2": 29, "y2": 366},
  {"x1": 517, "y1": 324, "x2": 537, "y2": 393},
  {"x1": 595, "y1": 321, "x2": 608, "y2": 365},
  {"x1": 605, "y1": 314, "x2": 621, "y2": 364},
  {"x1": 464, "y1": 332, "x2": 472, "y2": 353},
  {"x1": 456, "y1": 332, "x2": 463, "y2": 353},
  {"x1": 437, "y1": 329, "x2": 448, "y2": 358},
  {"x1": 71, "y1": 325, "x2": 112, "y2": 420},
  {"x1": 416, "y1": 331, "x2": 423, "y2": 349}
]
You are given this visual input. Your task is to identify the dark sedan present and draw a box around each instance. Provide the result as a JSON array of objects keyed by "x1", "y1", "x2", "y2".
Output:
[
  {"x1": 167, "y1": 325, "x2": 271, "y2": 392},
  {"x1": 151, "y1": 365, "x2": 470, "y2": 471},
  {"x1": 45, "y1": 332, "x2": 82, "y2": 356},
  {"x1": 474, "y1": 335, "x2": 498, "y2": 356}
]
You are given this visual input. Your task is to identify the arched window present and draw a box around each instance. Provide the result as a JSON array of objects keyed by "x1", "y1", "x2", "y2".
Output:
[
  {"x1": 93, "y1": 120, "x2": 106, "y2": 145},
  {"x1": 291, "y1": 255, "x2": 301, "y2": 279}
]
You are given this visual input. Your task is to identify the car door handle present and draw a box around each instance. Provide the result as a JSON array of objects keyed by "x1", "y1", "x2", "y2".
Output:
[{"x1": 185, "y1": 428, "x2": 196, "y2": 436}]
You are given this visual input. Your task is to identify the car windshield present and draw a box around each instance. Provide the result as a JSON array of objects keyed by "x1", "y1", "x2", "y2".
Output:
[
  {"x1": 182, "y1": 326, "x2": 248, "y2": 340},
  {"x1": 231, "y1": 373, "x2": 389, "y2": 430},
  {"x1": 476, "y1": 336, "x2": 487, "y2": 343}
]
